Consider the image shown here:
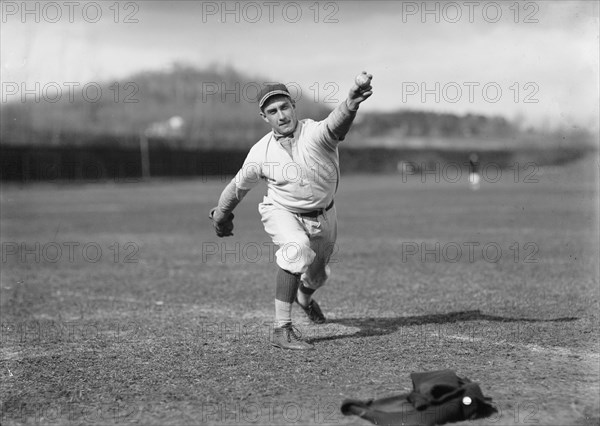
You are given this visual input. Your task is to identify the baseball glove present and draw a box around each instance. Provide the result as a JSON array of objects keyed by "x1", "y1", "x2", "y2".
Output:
[{"x1": 209, "y1": 207, "x2": 234, "y2": 238}]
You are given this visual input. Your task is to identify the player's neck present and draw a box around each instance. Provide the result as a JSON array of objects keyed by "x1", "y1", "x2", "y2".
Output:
[{"x1": 273, "y1": 122, "x2": 299, "y2": 140}]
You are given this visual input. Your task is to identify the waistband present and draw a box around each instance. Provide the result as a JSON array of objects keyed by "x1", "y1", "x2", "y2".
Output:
[{"x1": 297, "y1": 200, "x2": 334, "y2": 218}]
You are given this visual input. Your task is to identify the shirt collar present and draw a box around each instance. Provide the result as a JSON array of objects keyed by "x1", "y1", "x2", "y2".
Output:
[{"x1": 273, "y1": 121, "x2": 301, "y2": 141}]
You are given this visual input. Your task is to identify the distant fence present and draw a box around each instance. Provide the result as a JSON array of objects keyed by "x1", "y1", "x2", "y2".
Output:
[
  {"x1": 0, "y1": 145, "x2": 591, "y2": 182},
  {"x1": 0, "y1": 146, "x2": 247, "y2": 182}
]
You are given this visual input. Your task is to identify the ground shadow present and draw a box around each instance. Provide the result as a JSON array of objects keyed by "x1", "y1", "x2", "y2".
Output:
[{"x1": 308, "y1": 310, "x2": 578, "y2": 343}]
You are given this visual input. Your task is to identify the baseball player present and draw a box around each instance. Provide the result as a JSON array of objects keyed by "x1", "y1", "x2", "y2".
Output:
[
  {"x1": 209, "y1": 73, "x2": 373, "y2": 350},
  {"x1": 468, "y1": 152, "x2": 481, "y2": 190}
]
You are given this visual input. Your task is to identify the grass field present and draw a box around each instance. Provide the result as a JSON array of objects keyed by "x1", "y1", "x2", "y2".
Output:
[{"x1": 1, "y1": 155, "x2": 599, "y2": 425}]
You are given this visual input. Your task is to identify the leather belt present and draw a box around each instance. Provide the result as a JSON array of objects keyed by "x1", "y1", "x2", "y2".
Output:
[{"x1": 298, "y1": 200, "x2": 334, "y2": 218}]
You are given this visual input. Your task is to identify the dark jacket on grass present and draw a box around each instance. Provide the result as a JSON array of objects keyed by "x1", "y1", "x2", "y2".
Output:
[{"x1": 341, "y1": 369, "x2": 497, "y2": 426}]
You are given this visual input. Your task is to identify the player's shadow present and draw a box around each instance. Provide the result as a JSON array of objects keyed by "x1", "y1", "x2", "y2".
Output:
[{"x1": 308, "y1": 309, "x2": 578, "y2": 343}]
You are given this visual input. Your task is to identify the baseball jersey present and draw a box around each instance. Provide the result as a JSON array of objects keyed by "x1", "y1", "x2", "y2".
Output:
[{"x1": 232, "y1": 102, "x2": 357, "y2": 213}]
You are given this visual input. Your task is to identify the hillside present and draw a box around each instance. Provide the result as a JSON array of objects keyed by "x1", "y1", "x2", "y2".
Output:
[
  {"x1": 0, "y1": 64, "x2": 331, "y2": 149},
  {"x1": 1, "y1": 65, "x2": 594, "y2": 150}
]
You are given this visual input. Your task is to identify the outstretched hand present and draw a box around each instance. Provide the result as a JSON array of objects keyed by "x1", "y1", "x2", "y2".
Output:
[{"x1": 347, "y1": 71, "x2": 373, "y2": 110}]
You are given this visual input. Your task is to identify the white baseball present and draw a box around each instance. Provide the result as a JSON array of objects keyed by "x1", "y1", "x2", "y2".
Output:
[{"x1": 355, "y1": 73, "x2": 371, "y2": 89}]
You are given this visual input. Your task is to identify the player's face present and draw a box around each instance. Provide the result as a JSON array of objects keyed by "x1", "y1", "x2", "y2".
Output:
[{"x1": 260, "y1": 96, "x2": 298, "y2": 136}]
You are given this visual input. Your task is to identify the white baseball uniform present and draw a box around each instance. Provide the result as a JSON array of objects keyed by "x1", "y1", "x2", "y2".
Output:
[{"x1": 219, "y1": 101, "x2": 357, "y2": 289}]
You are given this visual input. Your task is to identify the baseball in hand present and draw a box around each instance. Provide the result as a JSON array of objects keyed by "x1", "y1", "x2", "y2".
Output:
[{"x1": 355, "y1": 72, "x2": 372, "y2": 89}]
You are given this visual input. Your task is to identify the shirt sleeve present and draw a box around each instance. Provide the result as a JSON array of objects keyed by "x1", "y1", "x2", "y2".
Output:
[
  {"x1": 313, "y1": 100, "x2": 358, "y2": 149},
  {"x1": 214, "y1": 144, "x2": 263, "y2": 217},
  {"x1": 234, "y1": 145, "x2": 264, "y2": 191},
  {"x1": 216, "y1": 178, "x2": 250, "y2": 217}
]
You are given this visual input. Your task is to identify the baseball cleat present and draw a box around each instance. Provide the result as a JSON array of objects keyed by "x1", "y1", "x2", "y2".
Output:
[
  {"x1": 295, "y1": 297, "x2": 326, "y2": 324},
  {"x1": 271, "y1": 324, "x2": 314, "y2": 350}
]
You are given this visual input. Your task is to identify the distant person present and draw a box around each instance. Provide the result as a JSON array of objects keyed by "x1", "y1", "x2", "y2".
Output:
[
  {"x1": 208, "y1": 74, "x2": 373, "y2": 350},
  {"x1": 468, "y1": 152, "x2": 481, "y2": 190}
]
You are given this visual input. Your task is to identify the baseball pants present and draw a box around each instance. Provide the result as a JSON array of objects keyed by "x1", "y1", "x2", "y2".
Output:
[{"x1": 258, "y1": 196, "x2": 337, "y2": 290}]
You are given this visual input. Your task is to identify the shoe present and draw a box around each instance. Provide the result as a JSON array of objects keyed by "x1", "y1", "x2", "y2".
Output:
[
  {"x1": 271, "y1": 324, "x2": 314, "y2": 350},
  {"x1": 295, "y1": 297, "x2": 326, "y2": 324}
]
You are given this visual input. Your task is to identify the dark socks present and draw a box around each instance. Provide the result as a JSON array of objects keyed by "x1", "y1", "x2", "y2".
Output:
[
  {"x1": 296, "y1": 282, "x2": 316, "y2": 307},
  {"x1": 275, "y1": 267, "x2": 300, "y2": 327}
]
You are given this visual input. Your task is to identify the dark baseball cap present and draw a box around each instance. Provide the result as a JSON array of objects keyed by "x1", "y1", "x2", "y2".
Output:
[{"x1": 258, "y1": 83, "x2": 291, "y2": 109}]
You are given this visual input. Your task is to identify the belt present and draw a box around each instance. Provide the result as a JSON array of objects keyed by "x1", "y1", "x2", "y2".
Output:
[{"x1": 298, "y1": 200, "x2": 334, "y2": 218}]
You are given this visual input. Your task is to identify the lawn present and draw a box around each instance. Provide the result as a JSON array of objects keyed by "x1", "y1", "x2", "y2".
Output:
[{"x1": 1, "y1": 155, "x2": 598, "y2": 425}]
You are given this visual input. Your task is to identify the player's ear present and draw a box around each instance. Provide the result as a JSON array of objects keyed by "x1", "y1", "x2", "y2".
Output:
[{"x1": 259, "y1": 110, "x2": 269, "y2": 123}]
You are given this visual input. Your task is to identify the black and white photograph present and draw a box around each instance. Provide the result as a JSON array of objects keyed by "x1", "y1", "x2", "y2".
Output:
[{"x1": 1, "y1": 1, "x2": 599, "y2": 425}]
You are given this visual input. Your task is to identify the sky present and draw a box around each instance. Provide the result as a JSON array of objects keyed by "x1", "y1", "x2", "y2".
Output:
[{"x1": 2, "y1": 0, "x2": 599, "y2": 131}]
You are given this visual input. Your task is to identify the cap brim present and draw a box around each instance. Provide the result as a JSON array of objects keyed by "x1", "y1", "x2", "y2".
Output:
[{"x1": 259, "y1": 90, "x2": 291, "y2": 108}]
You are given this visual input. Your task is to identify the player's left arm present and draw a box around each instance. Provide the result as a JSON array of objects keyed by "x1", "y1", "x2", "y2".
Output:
[{"x1": 315, "y1": 73, "x2": 373, "y2": 146}]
